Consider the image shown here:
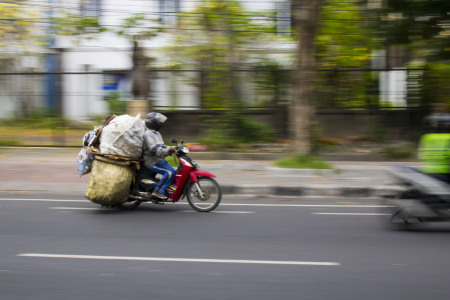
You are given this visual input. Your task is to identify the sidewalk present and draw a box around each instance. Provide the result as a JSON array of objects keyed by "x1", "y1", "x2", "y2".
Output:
[{"x1": 0, "y1": 147, "x2": 414, "y2": 197}]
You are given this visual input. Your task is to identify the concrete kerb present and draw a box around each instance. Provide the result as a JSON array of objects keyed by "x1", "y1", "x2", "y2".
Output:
[{"x1": 224, "y1": 185, "x2": 391, "y2": 198}]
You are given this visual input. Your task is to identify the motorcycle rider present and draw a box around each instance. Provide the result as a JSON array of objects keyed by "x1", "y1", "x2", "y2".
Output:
[{"x1": 143, "y1": 112, "x2": 176, "y2": 202}]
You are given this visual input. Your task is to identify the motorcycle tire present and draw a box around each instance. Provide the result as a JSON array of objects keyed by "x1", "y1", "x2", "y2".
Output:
[
  {"x1": 118, "y1": 199, "x2": 142, "y2": 210},
  {"x1": 187, "y1": 177, "x2": 222, "y2": 212},
  {"x1": 378, "y1": 201, "x2": 419, "y2": 230}
]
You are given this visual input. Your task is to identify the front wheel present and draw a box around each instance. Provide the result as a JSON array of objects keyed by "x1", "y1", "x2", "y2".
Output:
[{"x1": 187, "y1": 177, "x2": 222, "y2": 212}]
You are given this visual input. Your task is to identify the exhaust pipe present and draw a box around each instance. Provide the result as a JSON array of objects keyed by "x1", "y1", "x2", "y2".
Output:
[{"x1": 128, "y1": 193, "x2": 149, "y2": 201}]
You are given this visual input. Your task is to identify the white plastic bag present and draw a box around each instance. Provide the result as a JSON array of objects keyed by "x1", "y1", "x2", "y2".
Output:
[
  {"x1": 77, "y1": 147, "x2": 94, "y2": 176},
  {"x1": 100, "y1": 114, "x2": 145, "y2": 158}
]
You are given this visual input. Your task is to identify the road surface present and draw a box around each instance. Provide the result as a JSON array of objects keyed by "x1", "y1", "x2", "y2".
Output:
[{"x1": 1, "y1": 193, "x2": 450, "y2": 300}]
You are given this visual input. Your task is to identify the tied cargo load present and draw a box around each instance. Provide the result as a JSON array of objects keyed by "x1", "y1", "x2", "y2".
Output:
[{"x1": 79, "y1": 114, "x2": 144, "y2": 206}]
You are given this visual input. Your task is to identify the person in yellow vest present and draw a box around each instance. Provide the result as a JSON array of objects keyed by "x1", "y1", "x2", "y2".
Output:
[{"x1": 418, "y1": 109, "x2": 450, "y2": 183}]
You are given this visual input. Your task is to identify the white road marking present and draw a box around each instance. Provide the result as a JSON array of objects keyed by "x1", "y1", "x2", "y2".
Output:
[
  {"x1": 0, "y1": 198, "x2": 389, "y2": 208},
  {"x1": 313, "y1": 212, "x2": 389, "y2": 216},
  {"x1": 17, "y1": 253, "x2": 340, "y2": 266},
  {"x1": 181, "y1": 210, "x2": 254, "y2": 214},
  {"x1": 219, "y1": 203, "x2": 389, "y2": 208},
  {"x1": 214, "y1": 211, "x2": 254, "y2": 214},
  {"x1": 0, "y1": 198, "x2": 85, "y2": 203}
]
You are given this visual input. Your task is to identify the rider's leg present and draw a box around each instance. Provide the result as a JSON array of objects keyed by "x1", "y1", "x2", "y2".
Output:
[
  {"x1": 150, "y1": 160, "x2": 175, "y2": 199},
  {"x1": 153, "y1": 160, "x2": 175, "y2": 194}
]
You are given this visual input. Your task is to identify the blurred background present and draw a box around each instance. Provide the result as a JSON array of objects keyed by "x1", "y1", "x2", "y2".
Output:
[{"x1": 0, "y1": 0, "x2": 449, "y2": 159}]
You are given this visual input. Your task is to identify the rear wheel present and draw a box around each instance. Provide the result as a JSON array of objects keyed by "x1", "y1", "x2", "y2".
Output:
[
  {"x1": 119, "y1": 198, "x2": 142, "y2": 210},
  {"x1": 187, "y1": 177, "x2": 222, "y2": 212}
]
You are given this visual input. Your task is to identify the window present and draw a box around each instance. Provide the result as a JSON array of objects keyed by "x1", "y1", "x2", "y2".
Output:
[
  {"x1": 80, "y1": 0, "x2": 101, "y2": 19},
  {"x1": 159, "y1": 0, "x2": 180, "y2": 25},
  {"x1": 276, "y1": 1, "x2": 291, "y2": 36}
]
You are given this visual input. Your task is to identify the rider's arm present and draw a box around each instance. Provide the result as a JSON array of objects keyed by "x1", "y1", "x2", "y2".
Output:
[{"x1": 143, "y1": 131, "x2": 172, "y2": 159}]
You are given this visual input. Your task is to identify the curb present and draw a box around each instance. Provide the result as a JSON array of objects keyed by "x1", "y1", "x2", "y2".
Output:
[
  {"x1": 0, "y1": 182, "x2": 404, "y2": 198},
  {"x1": 222, "y1": 184, "x2": 403, "y2": 198}
]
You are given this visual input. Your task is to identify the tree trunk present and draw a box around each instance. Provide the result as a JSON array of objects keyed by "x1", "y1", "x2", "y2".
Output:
[
  {"x1": 128, "y1": 40, "x2": 152, "y2": 117},
  {"x1": 290, "y1": 0, "x2": 323, "y2": 154}
]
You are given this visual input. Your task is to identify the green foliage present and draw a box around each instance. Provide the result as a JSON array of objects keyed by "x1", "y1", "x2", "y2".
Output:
[
  {"x1": 315, "y1": 1, "x2": 377, "y2": 108},
  {"x1": 253, "y1": 59, "x2": 291, "y2": 105},
  {"x1": 166, "y1": 0, "x2": 279, "y2": 108},
  {"x1": 0, "y1": 109, "x2": 68, "y2": 129},
  {"x1": 51, "y1": 13, "x2": 106, "y2": 39},
  {"x1": 274, "y1": 155, "x2": 333, "y2": 169},
  {"x1": 0, "y1": 2, "x2": 47, "y2": 58},
  {"x1": 105, "y1": 92, "x2": 127, "y2": 115},
  {"x1": 317, "y1": 1, "x2": 375, "y2": 69},
  {"x1": 0, "y1": 138, "x2": 23, "y2": 146},
  {"x1": 199, "y1": 111, "x2": 276, "y2": 150},
  {"x1": 421, "y1": 63, "x2": 450, "y2": 106},
  {"x1": 374, "y1": 0, "x2": 450, "y2": 61},
  {"x1": 381, "y1": 145, "x2": 415, "y2": 160},
  {"x1": 113, "y1": 13, "x2": 160, "y2": 41}
]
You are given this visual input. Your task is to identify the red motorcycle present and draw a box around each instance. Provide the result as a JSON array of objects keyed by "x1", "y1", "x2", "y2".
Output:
[{"x1": 121, "y1": 139, "x2": 222, "y2": 212}]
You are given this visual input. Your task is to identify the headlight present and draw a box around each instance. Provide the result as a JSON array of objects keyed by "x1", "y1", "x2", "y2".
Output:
[{"x1": 183, "y1": 146, "x2": 190, "y2": 153}]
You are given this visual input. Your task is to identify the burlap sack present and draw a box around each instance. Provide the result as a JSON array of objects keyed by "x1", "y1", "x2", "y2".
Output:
[{"x1": 85, "y1": 156, "x2": 134, "y2": 207}]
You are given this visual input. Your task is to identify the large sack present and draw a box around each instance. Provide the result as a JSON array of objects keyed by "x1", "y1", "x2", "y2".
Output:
[
  {"x1": 100, "y1": 114, "x2": 145, "y2": 158},
  {"x1": 85, "y1": 156, "x2": 134, "y2": 206}
]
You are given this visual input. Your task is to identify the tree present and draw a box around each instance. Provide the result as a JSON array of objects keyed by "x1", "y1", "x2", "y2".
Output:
[
  {"x1": 167, "y1": 0, "x2": 279, "y2": 108},
  {"x1": 0, "y1": 1, "x2": 46, "y2": 60},
  {"x1": 112, "y1": 13, "x2": 160, "y2": 106},
  {"x1": 373, "y1": 0, "x2": 450, "y2": 107},
  {"x1": 0, "y1": 1, "x2": 48, "y2": 116},
  {"x1": 375, "y1": 0, "x2": 450, "y2": 62},
  {"x1": 165, "y1": 0, "x2": 281, "y2": 148},
  {"x1": 315, "y1": 1, "x2": 377, "y2": 108},
  {"x1": 51, "y1": 8, "x2": 159, "y2": 112},
  {"x1": 290, "y1": 0, "x2": 325, "y2": 154}
]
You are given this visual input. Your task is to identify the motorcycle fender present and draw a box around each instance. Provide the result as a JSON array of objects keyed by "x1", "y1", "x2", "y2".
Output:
[{"x1": 189, "y1": 169, "x2": 216, "y2": 183}]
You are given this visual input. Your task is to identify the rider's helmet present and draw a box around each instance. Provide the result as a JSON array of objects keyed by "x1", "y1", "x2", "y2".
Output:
[{"x1": 144, "y1": 112, "x2": 167, "y2": 131}]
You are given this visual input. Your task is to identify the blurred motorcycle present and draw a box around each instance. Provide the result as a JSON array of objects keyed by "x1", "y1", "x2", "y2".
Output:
[
  {"x1": 121, "y1": 138, "x2": 222, "y2": 212},
  {"x1": 378, "y1": 112, "x2": 450, "y2": 229},
  {"x1": 379, "y1": 165, "x2": 450, "y2": 230}
]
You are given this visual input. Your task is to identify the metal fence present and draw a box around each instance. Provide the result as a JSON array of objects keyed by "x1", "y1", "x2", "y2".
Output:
[{"x1": 0, "y1": 68, "x2": 443, "y2": 146}]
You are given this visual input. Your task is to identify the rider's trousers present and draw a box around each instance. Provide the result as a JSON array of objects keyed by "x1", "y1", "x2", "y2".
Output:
[{"x1": 150, "y1": 160, "x2": 176, "y2": 194}]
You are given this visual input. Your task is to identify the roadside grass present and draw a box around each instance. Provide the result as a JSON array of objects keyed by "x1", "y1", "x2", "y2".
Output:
[
  {"x1": 0, "y1": 138, "x2": 24, "y2": 146},
  {"x1": 274, "y1": 154, "x2": 333, "y2": 169},
  {"x1": 0, "y1": 126, "x2": 87, "y2": 146},
  {"x1": 380, "y1": 145, "x2": 415, "y2": 160}
]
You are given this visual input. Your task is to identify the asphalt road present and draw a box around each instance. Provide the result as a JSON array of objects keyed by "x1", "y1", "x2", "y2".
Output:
[{"x1": 1, "y1": 193, "x2": 450, "y2": 300}]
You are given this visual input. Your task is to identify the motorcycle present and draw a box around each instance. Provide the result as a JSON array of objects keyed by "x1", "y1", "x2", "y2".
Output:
[
  {"x1": 377, "y1": 113, "x2": 450, "y2": 229},
  {"x1": 119, "y1": 138, "x2": 222, "y2": 212},
  {"x1": 378, "y1": 165, "x2": 450, "y2": 230}
]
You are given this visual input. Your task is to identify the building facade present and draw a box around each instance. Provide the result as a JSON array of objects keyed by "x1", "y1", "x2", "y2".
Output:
[{"x1": 54, "y1": 0, "x2": 293, "y2": 120}]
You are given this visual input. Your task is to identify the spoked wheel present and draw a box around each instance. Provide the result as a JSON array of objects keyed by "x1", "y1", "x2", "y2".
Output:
[
  {"x1": 118, "y1": 198, "x2": 142, "y2": 210},
  {"x1": 187, "y1": 177, "x2": 222, "y2": 212}
]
